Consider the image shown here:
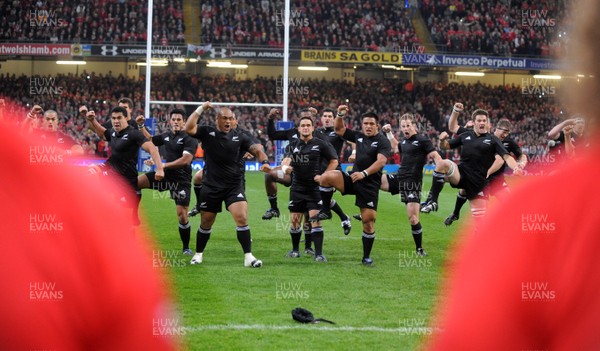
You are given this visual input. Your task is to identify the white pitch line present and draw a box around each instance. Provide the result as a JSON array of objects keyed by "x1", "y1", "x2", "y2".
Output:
[{"x1": 184, "y1": 324, "x2": 439, "y2": 334}]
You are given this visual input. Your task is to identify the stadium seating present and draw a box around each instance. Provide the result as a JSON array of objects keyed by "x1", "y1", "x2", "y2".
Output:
[
  {"x1": 421, "y1": 0, "x2": 567, "y2": 57},
  {"x1": 1, "y1": 72, "x2": 560, "y2": 161},
  {"x1": 199, "y1": 0, "x2": 420, "y2": 50},
  {"x1": 0, "y1": 0, "x2": 185, "y2": 44},
  {"x1": 0, "y1": 0, "x2": 568, "y2": 58}
]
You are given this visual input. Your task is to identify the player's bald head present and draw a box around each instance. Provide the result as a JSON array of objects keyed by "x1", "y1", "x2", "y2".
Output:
[{"x1": 217, "y1": 107, "x2": 235, "y2": 119}]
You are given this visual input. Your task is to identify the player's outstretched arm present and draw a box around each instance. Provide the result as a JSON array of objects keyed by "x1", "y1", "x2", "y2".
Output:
[
  {"x1": 428, "y1": 150, "x2": 444, "y2": 165},
  {"x1": 186, "y1": 101, "x2": 211, "y2": 136},
  {"x1": 351, "y1": 153, "x2": 387, "y2": 183},
  {"x1": 248, "y1": 143, "x2": 271, "y2": 173},
  {"x1": 517, "y1": 154, "x2": 528, "y2": 169},
  {"x1": 439, "y1": 131, "x2": 451, "y2": 150},
  {"x1": 266, "y1": 108, "x2": 291, "y2": 140},
  {"x1": 163, "y1": 153, "x2": 193, "y2": 170},
  {"x1": 547, "y1": 118, "x2": 576, "y2": 140},
  {"x1": 86, "y1": 110, "x2": 107, "y2": 138},
  {"x1": 448, "y1": 102, "x2": 464, "y2": 134},
  {"x1": 135, "y1": 115, "x2": 153, "y2": 139},
  {"x1": 334, "y1": 104, "x2": 348, "y2": 136},
  {"x1": 382, "y1": 124, "x2": 399, "y2": 153},
  {"x1": 502, "y1": 153, "x2": 523, "y2": 175},
  {"x1": 564, "y1": 126, "x2": 576, "y2": 156},
  {"x1": 22, "y1": 105, "x2": 44, "y2": 131},
  {"x1": 279, "y1": 156, "x2": 293, "y2": 175},
  {"x1": 324, "y1": 158, "x2": 339, "y2": 173},
  {"x1": 487, "y1": 154, "x2": 505, "y2": 178},
  {"x1": 347, "y1": 141, "x2": 356, "y2": 162}
]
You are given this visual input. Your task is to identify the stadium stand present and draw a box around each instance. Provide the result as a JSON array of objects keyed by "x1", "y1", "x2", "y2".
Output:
[
  {"x1": 0, "y1": 0, "x2": 567, "y2": 58},
  {"x1": 0, "y1": 72, "x2": 561, "y2": 161},
  {"x1": 201, "y1": 0, "x2": 421, "y2": 50},
  {"x1": 0, "y1": 0, "x2": 185, "y2": 44},
  {"x1": 421, "y1": 0, "x2": 567, "y2": 57}
]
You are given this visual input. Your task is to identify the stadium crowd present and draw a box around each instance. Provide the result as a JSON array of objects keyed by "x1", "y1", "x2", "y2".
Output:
[
  {"x1": 0, "y1": 0, "x2": 185, "y2": 44},
  {"x1": 0, "y1": 0, "x2": 570, "y2": 58},
  {"x1": 200, "y1": 0, "x2": 420, "y2": 51},
  {"x1": 0, "y1": 72, "x2": 561, "y2": 161},
  {"x1": 421, "y1": 0, "x2": 567, "y2": 57}
]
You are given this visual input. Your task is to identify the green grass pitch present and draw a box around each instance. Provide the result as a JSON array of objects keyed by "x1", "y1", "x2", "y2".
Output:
[{"x1": 141, "y1": 171, "x2": 468, "y2": 350}]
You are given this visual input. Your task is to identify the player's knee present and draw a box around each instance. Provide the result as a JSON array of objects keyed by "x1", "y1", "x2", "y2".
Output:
[
  {"x1": 177, "y1": 210, "x2": 188, "y2": 223},
  {"x1": 318, "y1": 171, "x2": 331, "y2": 186},
  {"x1": 362, "y1": 222, "x2": 375, "y2": 233},
  {"x1": 436, "y1": 160, "x2": 450, "y2": 173},
  {"x1": 361, "y1": 215, "x2": 376, "y2": 231},
  {"x1": 408, "y1": 214, "x2": 419, "y2": 225}
]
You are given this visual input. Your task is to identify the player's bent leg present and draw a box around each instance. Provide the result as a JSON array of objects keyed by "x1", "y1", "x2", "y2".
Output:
[
  {"x1": 228, "y1": 201, "x2": 262, "y2": 268},
  {"x1": 380, "y1": 174, "x2": 390, "y2": 192},
  {"x1": 193, "y1": 170, "x2": 203, "y2": 184},
  {"x1": 470, "y1": 197, "x2": 487, "y2": 221},
  {"x1": 494, "y1": 185, "x2": 511, "y2": 202},
  {"x1": 421, "y1": 161, "x2": 451, "y2": 214},
  {"x1": 286, "y1": 213, "x2": 303, "y2": 258},
  {"x1": 307, "y1": 209, "x2": 326, "y2": 262},
  {"x1": 360, "y1": 208, "x2": 377, "y2": 266},
  {"x1": 444, "y1": 189, "x2": 466, "y2": 226},
  {"x1": 263, "y1": 169, "x2": 282, "y2": 220},
  {"x1": 137, "y1": 174, "x2": 150, "y2": 189},
  {"x1": 318, "y1": 170, "x2": 345, "y2": 192},
  {"x1": 176, "y1": 205, "x2": 192, "y2": 255},
  {"x1": 190, "y1": 210, "x2": 217, "y2": 265},
  {"x1": 445, "y1": 160, "x2": 461, "y2": 186},
  {"x1": 311, "y1": 171, "x2": 345, "y2": 222},
  {"x1": 302, "y1": 215, "x2": 314, "y2": 256},
  {"x1": 228, "y1": 201, "x2": 249, "y2": 226},
  {"x1": 189, "y1": 170, "x2": 203, "y2": 217},
  {"x1": 407, "y1": 203, "x2": 427, "y2": 256},
  {"x1": 332, "y1": 198, "x2": 352, "y2": 235}
]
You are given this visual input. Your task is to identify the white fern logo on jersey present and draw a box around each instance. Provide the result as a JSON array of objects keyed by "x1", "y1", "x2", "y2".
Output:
[
  {"x1": 483, "y1": 139, "x2": 491, "y2": 144},
  {"x1": 371, "y1": 142, "x2": 378, "y2": 148},
  {"x1": 311, "y1": 145, "x2": 319, "y2": 151}
]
